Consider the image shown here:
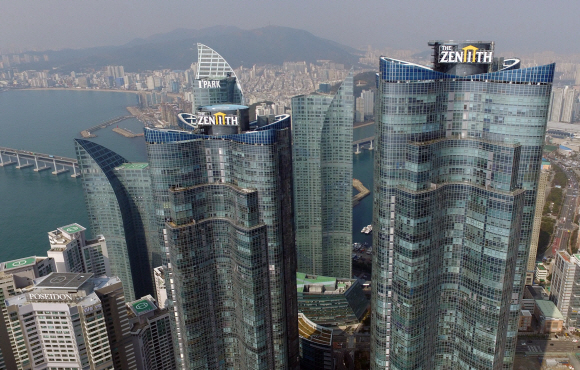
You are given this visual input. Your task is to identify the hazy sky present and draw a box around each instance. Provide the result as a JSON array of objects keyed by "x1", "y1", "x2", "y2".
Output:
[{"x1": 1, "y1": 0, "x2": 578, "y2": 54}]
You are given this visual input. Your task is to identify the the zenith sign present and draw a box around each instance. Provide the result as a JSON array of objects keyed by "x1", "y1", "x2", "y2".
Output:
[
  {"x1": 196, "y1": 112, "x2": 239, "y2": 126},
  {"x1": 439, "y1": 45, "x2": 493, "y2": 64}
]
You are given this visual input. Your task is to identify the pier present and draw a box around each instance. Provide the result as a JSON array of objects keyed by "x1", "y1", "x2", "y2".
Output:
[
  {"x1": 353, "y1": 136, "x2": 374, "y2": 153},
  {"x1": 352, "y1": 178, "x2": 370, "y2": 206},
  {"x1": 113, "y1": 127, "x2": 144, "y2": 138},
  {"x1": 0, "y1": 147, "x2": 80, "y2": 177},
  {"x1": 80, "y1": 115, "x2": 133, "y2": 138}
]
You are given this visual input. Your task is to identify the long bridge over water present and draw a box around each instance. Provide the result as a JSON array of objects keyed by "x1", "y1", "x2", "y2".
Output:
[
  {"x1": 0, "y1": 147, "x2": 79, "y2": 177},
  {"x1": 353, "y1": 136, "x2": 375, "y2": 153}
]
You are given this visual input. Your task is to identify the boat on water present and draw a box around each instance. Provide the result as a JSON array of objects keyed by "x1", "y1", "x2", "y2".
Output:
[{"x1": 361, "y1": 224, "x2": 373, "y2": 234}]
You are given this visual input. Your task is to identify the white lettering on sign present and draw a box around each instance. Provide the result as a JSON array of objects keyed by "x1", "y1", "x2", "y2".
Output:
[
  {"x1": 28, "y1": 293, "x2": 73, "y2": 301},
  {"x1": 197, "y1": 80, "x2": 222, "y2": 89},
  {"x1": 196, "y1": 112, "x2": 239, "y2": 126},
  {"x1": 438, "y1": 45, "x2": 493, "y2": 64}
]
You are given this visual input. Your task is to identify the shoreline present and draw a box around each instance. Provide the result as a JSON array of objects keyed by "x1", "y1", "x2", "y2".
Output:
[{"x1": 8, "y1": 87, "x2": 140, "y2": 94}]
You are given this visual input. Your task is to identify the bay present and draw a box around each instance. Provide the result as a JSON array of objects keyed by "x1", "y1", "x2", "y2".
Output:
[
  {"x1": 0, "y1": 89, "x2": 375, "y2": 263},
  {"x1": 0, "y1": 90, "x2": 147, "y2": 261}
]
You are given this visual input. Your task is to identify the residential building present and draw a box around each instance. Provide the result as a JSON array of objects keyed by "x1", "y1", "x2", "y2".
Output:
[
  {"x1": 526, "y1": 171, "x2": 549, "y2": 285},
  {"x1": 518, "y1": 310, "x2": 532, "y2": 331},
  {"x1": 536, "y1": 263, "x2": 549, "y2": 282},
  {"x1": 291, "y1": 72, "x2": 354, "y2": 278},
  {"x1": 148, "y1": 106, "x2": 298, "y2": 369},
  {"x1": 0, "y1": 256, "x2": 55, "y2": 369},
  {"x1": 361, "y1": 89, "x2": 375, "y2": 117},
  {"x1": 561, "y1": 87, "x2": 577, "y2": 123},
  {"x1": 296, "y1": 272, "x2": 368, "y2": 326},
  {"x1": 371, "y1": 40, "x2": 554, "y2": 369},
  {"x1": 146, "y1": 44, "x2": 299, "y2": 369},
  {"x1": 550, "y1": 87, "x2": 564, "y2": 121},
  {"x1": 550, "y1": 251, "x2": 580, "y2": 327},
  {"x1": 47, "y1": 223, "x2": 111, "y2": 276},
  {"x1": 4, "y1": 273, "x2": 121, "y2": 370},
  {"x1": 127, "y1": 295, "x2": 176, "y2": 370},
  {"x1": 75, "y1": 141, "x2": 157, "y2": 301}
]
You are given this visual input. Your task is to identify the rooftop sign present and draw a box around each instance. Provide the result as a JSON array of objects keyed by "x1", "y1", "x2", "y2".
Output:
[
  {"x1": 27, "y1": 293, "x2": 74, "y2": 302},
  {"x1": 196, "y1": 111, "x2": 238, "y2": 126},
  {"x1": 197, "y1": 80, "x2": 222, "y2": 89},
  {"x1": 439, "y1": 44, "x2": 493, "y2": 64}
]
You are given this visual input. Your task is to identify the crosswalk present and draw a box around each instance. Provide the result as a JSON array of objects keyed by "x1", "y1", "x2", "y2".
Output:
[{"x1": 526, "y1": 345, "x2": 542, "y2": 353}]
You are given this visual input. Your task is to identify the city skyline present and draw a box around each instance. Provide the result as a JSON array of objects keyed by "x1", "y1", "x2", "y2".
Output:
[{"x1": 1, "y1": 31, "x2": 580, "y2": 369}]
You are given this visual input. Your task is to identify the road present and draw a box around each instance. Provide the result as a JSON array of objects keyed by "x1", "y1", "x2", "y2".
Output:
[
  {"x1": 516, "y1": 338, "x2": 580, "y2": 354},
  {"x1": 551, "y1": 160, "x2": 579, "y2": 255}
]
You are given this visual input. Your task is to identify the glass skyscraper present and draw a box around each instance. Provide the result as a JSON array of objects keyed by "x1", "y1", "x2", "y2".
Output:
[
  {"x1": 291, "y1": 73, "x2": 354, "y2": 278},
  {"x1": 75, "y1": 139, "x2": 157, "y2": 301},
  {"x1": 370, "y1": 41, "x2": 554, "y2": 370},
  {"x1": 192, "y1": 43, "x2": 244, "y2": 111},
  {"x1": 145, "y1": 44, "x2": 299, "y2": 369}
]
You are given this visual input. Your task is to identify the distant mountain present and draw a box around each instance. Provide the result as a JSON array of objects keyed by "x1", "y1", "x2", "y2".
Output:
[{"x1": 18, "y1": 26, "x2": 363, "y2": 73}]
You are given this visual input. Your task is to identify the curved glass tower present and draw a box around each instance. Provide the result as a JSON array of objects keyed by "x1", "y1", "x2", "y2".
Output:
[
  {"x1": 193, "y1": 43, "x2": 244, "y2": 110},
  {"x1": 291, "y1": 72, "x2": 354, "y2": 278},
  {"x1": 146, "y1": 112, "x2": 299, "y2": 369},
  {"x1": 370, "y1": 41, "x2": 554, "y2": 370},
  {"x1": 75, "y1": 139, "x2": 157, "y2": 301}
]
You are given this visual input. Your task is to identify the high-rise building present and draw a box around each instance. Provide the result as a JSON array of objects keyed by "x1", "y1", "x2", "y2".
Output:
[
  {"x1": 0, "y1": 257, "x2": 55, "y2": 369},
  {"x1": 127, "y1": 295, "x2": 176, "y2": 370},
  {"x1": 147, "y1": 107, "x2": 299, "y2": 369},
  {"x1": 561, "y1": 86, "x2": 577, "y2": 123},
  {"x1": 361, "y1": 89, "x2": 375, "y2": 117},
  {"x1": 550, "y1": 251, "x2": 580, "y2": 327},
  {"x1": 4, "y1": 273, "x2": 123, "y2": 370},
  {"x1": 47, "y1": 223, "x2": 111, "y2": 276},
  {"x1": 291, "y1": 73, "x2": 354, "y2": 278},
  {"x1": 526, "y1": 171, "x2": 549, "y2": 285},
  {"x1": 371, "y1": 41, "x2": 554, "y2": 369},
  {"x1": 75, "y1": 140, "x2": 157, "y2": 301},
  {"x1": 146, "y1": 44, "x2": 299, "y2": 369},
  {"x1": 192, "y1": 43, "x2": 244, "y2": 111}
]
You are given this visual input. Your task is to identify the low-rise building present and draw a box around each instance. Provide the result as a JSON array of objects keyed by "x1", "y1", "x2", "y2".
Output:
[
  {"x1": 518, "y1": 310, "x2": 533, "y2": 331},
  {"x1": 127, "y1": 295, "x2": 176, "y2": 370},
  {"x1": 298, "y1": 313, "x2": 334, "y2": 370},
  {"x1": 523, "y1": 285, "x2": 550, "y2": 311},
  {"x1": 297, "y1": 272, "x2": 369, "y2": 327},
  {"x1": 535, "y1": 263, "x2": 549, "y2": 282},
  {"x1": 534, "y1": 300, "x2": 564, "y2": 334}
]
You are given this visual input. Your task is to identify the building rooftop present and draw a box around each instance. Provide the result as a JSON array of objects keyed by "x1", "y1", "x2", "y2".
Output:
[
  {"x1": 535, "y1": 300, "x2": 564, "y2": 320},
  {"x1": 3, "y1": 256, "x2": 37, "y2": 271},
  {"x1": 536, "y1": 264, "x2": 547, "y2": 271},
  {"x1": 296, "y1": 272, "x2": 337, "y2": 293},
  {"x1": 35, "y1": 272, "x2": 93, "y2": 290},
  {"x1": 298, "y1": 313, "x2": 332, "y2": 346},
  {"x1": 58, "y1": 223, "x2": 86, "y2": 235},
  {"x1": 128, "y1": 296, "x2": 157, "y2": 316},
  {"x1": 525, "y1": 285, "x2": 549, "y2": 301}
]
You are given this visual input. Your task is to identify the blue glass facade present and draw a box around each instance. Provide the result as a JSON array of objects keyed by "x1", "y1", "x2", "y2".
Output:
[
  {"x1": 145, "y1": 114, "x2": 299, "y2": 369},
  {"x1": 75, "y1": 139, "x2": 157, "y2": 301},
  {"x1": 370, "y1": 53, "x2": 554, "y2": 370}
]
